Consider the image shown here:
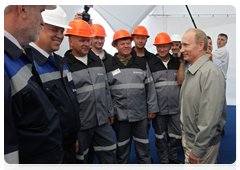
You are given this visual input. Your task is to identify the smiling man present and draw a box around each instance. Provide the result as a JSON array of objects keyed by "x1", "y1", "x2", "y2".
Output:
[
  {"x1": 23, "y1": 6, "x2": 80, "y2": 164},
  {"x1": 180, "y1": 28, "x2": 226, "y2": 164},
  {"x1": 148, "y1": 32, "x2": 184, "y2": 164},
  {"x1": 104, "y1": 29, "x2": 159, "y2": 164},
  {"x1": 63, "y1": 20, "x2": 117, "y2": 164}
]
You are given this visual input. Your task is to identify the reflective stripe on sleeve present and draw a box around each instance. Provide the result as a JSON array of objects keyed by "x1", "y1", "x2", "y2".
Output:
[
  {"x1": 4, "y1": 150, "x2": 19, "y2": 164},
  {"x1": 145, "y1": 76, "x2": 153, "y2": 84},
  {"x1": 76, "y1": 148, "x2": 89, "y2": 161},
  {"x1": 168, "y1": 133, "x2": 182, "y2": 139},
  {"x1": 110, "y1": 83, "x2": 144, "y2": 90},
  {"x1": 94, "y1": 143, "x2": 116, "y2": 152}
]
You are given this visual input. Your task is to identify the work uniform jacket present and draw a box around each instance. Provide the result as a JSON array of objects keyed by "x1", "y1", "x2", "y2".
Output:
[
  {"x1": 148, "y1": 54, "x2": 181, "y2": 115},
  {"x1": 104, "y1": 53, "x2": 159, "y2": 122},
  {"x1": 132, "y1": 47, "x2": 155, "y2": 63},
  {"x1": 23, "y1": 44, "x2": 80, "y2": 148},
  {"x1": 4, "y1": 36, "x2": 63, "y2": 164},
  {"x1": 63, "y1": 50, "x2": 114, "y2": 130}
]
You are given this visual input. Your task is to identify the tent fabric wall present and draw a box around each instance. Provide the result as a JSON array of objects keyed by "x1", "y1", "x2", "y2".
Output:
[{"x1": 57, "y1": 5, "x2": 236, "y2": 105}]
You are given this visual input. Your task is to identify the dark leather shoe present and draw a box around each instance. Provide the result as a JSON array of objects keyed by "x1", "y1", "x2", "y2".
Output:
[
  {"x1": 169, "y1": 159, "x2": 184, "y2": 164},
  {"x1": 161, "y1": 163, "x2": 171, "y2": 170}
]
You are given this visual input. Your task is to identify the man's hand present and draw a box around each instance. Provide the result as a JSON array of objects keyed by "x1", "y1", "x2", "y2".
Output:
[
  {"x1": 108, "y1": 117, "x2": 114, "y2": 125},
  {"x1": 148, "y1": 113, "x2": 157, "y2": 119},
  {"x1": 206, "y1": 49, "x2": 213, "y2": 61},
  {"x1": 189, "y1": 151, "x2": 200, "y2": 164},
  {"x1": 74, "y1": 13, "x2": 93, "y2": 26},
  {"x1": 75, "y1": 140, "x2": 79, "y2": 153}
]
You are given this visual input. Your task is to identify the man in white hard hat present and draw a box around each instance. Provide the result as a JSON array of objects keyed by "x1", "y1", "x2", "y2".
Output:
[
  {"x1": 4, "y1": 5, "x2": 64, "y2": 164},
  {"x1": 170, "y1": 34, "x2": 182, "y2": 58},
  {"x1": 23, "y1": 6, "x2": 80, "y2": 163}
]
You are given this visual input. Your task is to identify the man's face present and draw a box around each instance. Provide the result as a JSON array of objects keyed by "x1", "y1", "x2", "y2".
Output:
[
  {"x1": 25, "y1": 5, "x2": 45, "y2": 43},
  {"x1": 180, "y1": 31, "x2": 200, "y2": 64},
  {"x1": 217, "y1": 35, "x2": 227, "y2": 48},
  {"x1": 69, "y1": 36, "x2": 90, "y2": 57},
  {"x1": 208, "y1": 38, "x2": 213, "y2": 52},
  {"x1": 115, "y1": 39, "x2": 132, "y2": 57},
  {"x1": 37, "y1": 24, "x2": 64, "y2": 54},
  {"x1": 171, "y1": 41, "x2": 181, "y2": 54},
  {"x1": 91, "y1": 36, "x2": 105, "y2": 50},
  {"x1": 156, "y1": 44, "x2": 171, "y2": 60},
  {"x1": 133, "y1": 35, "x2": 147, "y2": 49}
]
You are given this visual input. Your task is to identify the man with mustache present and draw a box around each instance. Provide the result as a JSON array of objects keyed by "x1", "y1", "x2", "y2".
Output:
[
  {"x1": 63, "y1": 20, "x2": 117, "y2": 164},
  {"x1": 23, "y1": 6, "x2": 80, "y2": 163},
  {"x1": 4, "y1": 5, "x2": 64, "y2": 164}
]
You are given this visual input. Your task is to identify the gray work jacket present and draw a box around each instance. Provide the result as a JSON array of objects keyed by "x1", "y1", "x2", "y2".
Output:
[
  {"x1": 104, "y1": 53, "x2": 159, "y2": 122},
  {"x1": 64, "y1": 50, "x2": 114, "y2": 130},
  {"x1": 180, "y1": 55, "x2": 227, "y2": 158}
]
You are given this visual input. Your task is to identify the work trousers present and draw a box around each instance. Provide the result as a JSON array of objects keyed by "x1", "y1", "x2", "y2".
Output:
[
  {"x1": 152, "y1": 114, "x2": 182, "y2": 163},
  {"x1": 112, "y1": 118, "x2": 151, "y2": 164},
  {"x1": 181, "y1": 124, "x2": 220, "y2": 164},
  {"x1": 76, "y1": 123, "x2": 117, "y2": 164}
]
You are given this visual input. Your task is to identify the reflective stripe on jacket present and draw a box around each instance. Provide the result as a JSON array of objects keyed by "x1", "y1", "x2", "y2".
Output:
[
  {"x1": 148, "y1": 54, "x2": 181, "y2": 115},
  {"x1": 104, "y1": 53, "x2": 159, "y2": 122},
  {"x1": 63, "y1": 50, "x2": 113, "y2": 130}
]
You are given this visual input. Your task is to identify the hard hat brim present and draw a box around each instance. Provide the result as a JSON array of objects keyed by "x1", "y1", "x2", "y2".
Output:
[{"x1": 64, "y1": 33, "x2": 95, "y2": 37}]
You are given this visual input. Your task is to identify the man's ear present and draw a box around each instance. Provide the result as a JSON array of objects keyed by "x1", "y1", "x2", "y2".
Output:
[
  {"x1": 17, "y1": 5, "x2": 27, "y2": 18},
  {"x1": 199, "y1": 41, "x2": 205, "y2": 50}
]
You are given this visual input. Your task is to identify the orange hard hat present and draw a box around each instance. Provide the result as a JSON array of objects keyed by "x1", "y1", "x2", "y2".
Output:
[
  {"x1": 112, "y1": 29, "x2": 133, "y2": 47},
  {"x1": 90, "y1": 24, "x2": 107, "y2": 37},
  {"x1": 65, "y1": 20, "x2": 95, "y2": 37},
  {"x1": 132, "y1": 26, "x2": 150, "y2": 38},
  {"x1": 153, "y1": 32, "x2": 172, "y2": 46}
]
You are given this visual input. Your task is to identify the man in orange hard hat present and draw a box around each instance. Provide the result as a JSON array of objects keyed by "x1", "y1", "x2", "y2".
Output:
[
  {"x1": 88, "y1": 23, "x2": 114, "y2": 164},
  {"x1": 89, "y1": 24, "x2": 113, "y2": 62},
  {"x1": 148, "y1": 32, "x2": 185, "y2": 164},
  {"x1": 63, "y1": 20, "x2": 117, "y2": 164},
  {"x1": 131, "y1": 26, "x2": 155, "y2": 63},
  {"x1": 104, "y1": 29, "x2": 159, "y2": 164}
]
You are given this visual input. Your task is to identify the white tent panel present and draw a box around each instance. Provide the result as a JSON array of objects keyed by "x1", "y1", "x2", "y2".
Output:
[{"x1": 94, "y1": 5, "x2": 156, "y2": 33}]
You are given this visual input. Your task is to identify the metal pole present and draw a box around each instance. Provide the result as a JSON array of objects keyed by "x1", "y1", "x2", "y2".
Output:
[{"x1": 185, "y1": 5, "x2": 197, "y2": 28}]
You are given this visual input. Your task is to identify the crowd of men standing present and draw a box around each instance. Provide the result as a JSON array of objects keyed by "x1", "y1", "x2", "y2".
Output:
[{"x1": 4, "y1": 5, "x2": 228, "y2": 164}]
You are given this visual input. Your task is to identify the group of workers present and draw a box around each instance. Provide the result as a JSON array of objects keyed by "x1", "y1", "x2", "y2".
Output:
[{"x1": 4, "y1": 5, "x2": 228, "y2": 164}]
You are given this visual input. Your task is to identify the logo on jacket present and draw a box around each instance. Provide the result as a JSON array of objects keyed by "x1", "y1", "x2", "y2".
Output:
[
  {"x1": 98, "y1": 73, "x2": 104, "y2": 76},
  {"x1": 133, "y1": 71, "x2": 143, "y2": 74}
]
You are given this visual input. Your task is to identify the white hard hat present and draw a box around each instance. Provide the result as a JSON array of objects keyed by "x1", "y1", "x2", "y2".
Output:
[
  {"x1": 171, "y1": 34, "x2": 182, "y2": 42},
  {"x1": 42, "y1": 5, "x2": 72, "y2": 29}
]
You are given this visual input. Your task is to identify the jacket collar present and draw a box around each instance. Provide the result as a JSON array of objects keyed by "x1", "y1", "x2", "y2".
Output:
[
  {"x1": 112, "y1": 52, "x2": 139, "y2": 66},
  {"x1": 132, "y1": 46, "x2": 152, "y2": 60},
  {"x1": 65, "y1": 49, "x2": 97, "y2": 65},
  {"x1": 4, "y1": 36, "x2": 25, "y2": 60},
  {"x1": 153, "y1": 53, "x2": 175, "y2": 65},
  {"x1": 188, "y1": 55, "x2": 209, "y2": 75}
]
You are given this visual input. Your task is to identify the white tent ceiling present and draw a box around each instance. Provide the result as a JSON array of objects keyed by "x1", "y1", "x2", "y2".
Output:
[{"x1": 58, "y1": 5, "x2": 236, "y2": 105}]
